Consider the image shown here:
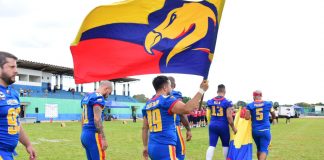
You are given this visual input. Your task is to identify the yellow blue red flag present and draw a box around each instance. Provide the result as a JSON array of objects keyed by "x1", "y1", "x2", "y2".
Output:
[
  {"x1": 70, "y1": 0, "x2": 225, "y2": 83},
  {"x1": 227, "y1": 107, "x2": 253, "y2": 160}
]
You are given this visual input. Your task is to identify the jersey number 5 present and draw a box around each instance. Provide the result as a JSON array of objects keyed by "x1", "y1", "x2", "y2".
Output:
[
  {"x1": 7, "y1": 108, "x2": 21, "y2": 135},
  {"x1": 256, "y1": 108, "x2": 263, "y2": 121},
  {"x1": 147, "y1": 109, "x2": 162, "y2": 132}
]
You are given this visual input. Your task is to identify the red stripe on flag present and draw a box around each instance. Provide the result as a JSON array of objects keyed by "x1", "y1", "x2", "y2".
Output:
[{"x1": 71, "y1": 38, "x2": 163, "y2": 83}]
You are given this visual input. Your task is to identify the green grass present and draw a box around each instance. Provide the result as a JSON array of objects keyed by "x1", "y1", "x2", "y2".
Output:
[{"x1": 15, "y1": 118, "x2": 324, "y2": 160}]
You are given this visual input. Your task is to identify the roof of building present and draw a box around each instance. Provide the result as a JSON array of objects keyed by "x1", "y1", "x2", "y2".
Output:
[
  {"x1": 17, "y1": 59, "x2": 74, "y2": 76},
  {"x1": 17, "y1": 59, "x2": 139, "y2": 83}
]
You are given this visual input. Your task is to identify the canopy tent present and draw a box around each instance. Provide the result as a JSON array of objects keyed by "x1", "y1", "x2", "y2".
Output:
[
  {"x1": 105, "y1": 101, "x2": 129, "y2": 109},
  {"x1": 292, "y1": 105, "x2": 305, "y2": 114}
]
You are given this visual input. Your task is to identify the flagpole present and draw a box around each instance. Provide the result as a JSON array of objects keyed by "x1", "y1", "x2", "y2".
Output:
[{"x1": 199, "y1": 94, "x2": 204, "y2": 110}]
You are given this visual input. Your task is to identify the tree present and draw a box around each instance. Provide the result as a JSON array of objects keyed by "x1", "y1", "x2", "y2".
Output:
[
  {"x1": 237, "y1": 101, "x2": 246, "y2": 107},
  {"x1": 314, "y1": 102, "x2": 324, "y2": 106},
  {"x1": 295, "y1": 102, "x2": 312, "y2": 108},
  {"x1": 132, "y1": 94, "x2": 149, "y2": 103}
]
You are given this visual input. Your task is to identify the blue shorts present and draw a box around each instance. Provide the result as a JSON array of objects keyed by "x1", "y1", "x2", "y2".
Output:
[
  {"x1": 175, "y1": 126, "x2": 185, "y2": 160},
  {"x1": 81, "y1": 131, "x2": 106, "y2": 160},
  {"x1": 0, "y1": 150, "x2": 14, "y2": 160},
  {"x1": 148, "y1": 143, "x2": 177, "y2": 160},
  {"x1": 208, "y1": 122, "x2": 230, "y2": 147},
  {"x1": 252, "y1": 129, "x2": 271, "y2": 154}
]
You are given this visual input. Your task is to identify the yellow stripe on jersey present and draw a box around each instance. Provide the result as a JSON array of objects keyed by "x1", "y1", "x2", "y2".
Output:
[
  {"x1": 95, "y1": 133, "x2": 103, "y2": 160},
  {"x1": 176, "y1": 126, "x2": 185, "y2": 155},
  {"x1": 206, "y1": 108, "x2": 211, "y2": 124},
  {"x1": 168, "y1": 145, "x2": 177, "y2": 160},
  {"x1": 174, "y1": 114, "x2": 176, "y2": 122}
]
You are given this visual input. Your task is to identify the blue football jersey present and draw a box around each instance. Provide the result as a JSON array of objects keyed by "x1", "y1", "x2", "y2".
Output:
[
  {"x1": 0, "y1": 85, "x2": 21, "y2": 152},
  {"x1": 171, "y1": 90, "x2": 183, "y2": 126},
  {"x1": 207, "y1": 96, "x2": 233, "y2": 124},
  {"x1": 247, "y1": 101, "x2": 274, "y2": 131},
  {"x1": 81, "y1": 92, "x2": 106, "y2": 131},
  {"x1": 142, "y1": 95, "x2": 179, "y2": 146}
]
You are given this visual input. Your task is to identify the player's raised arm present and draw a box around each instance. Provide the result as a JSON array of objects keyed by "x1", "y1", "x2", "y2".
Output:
[{"x1": 171, "y1": 80, "x2": 209, "y2": 114}]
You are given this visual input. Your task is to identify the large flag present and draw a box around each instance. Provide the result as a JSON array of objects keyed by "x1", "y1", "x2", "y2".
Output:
[
  {"x1": 227, "y1": 107, "x2": 253, "y2": 160},
  {"x1": 70, "y1": 0, "x2": 225, "y2": 83}
]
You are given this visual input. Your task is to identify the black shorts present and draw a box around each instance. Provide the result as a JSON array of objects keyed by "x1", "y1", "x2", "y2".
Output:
[
  {"x1": 200, "y1": 116, "x2": 205, "y2": 121},
  {"x1": 193, "y1": 117, "x2": 198, "y2": 124},
  {"x1": 188, "y1": 115, "x2": 193, "y2": 122},
  {"x1": 286, "y1": 116, "x2": 291, "y2": 119}
]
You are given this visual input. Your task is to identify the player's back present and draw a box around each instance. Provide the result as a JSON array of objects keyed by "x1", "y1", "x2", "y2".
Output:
[
  {"x1": 207, "y1": 96, "x2": 232, "y2": 125},
  {"x1": 0, "y1": 86, "x2": 21, "y2": 152},
  {"x1": 247, "y1": 100, "x2": 273, "y2": 131},
  {"x1": 142, "y1": 95, "x2": 178, "y2": 146},
  {"x1": 81, "y1": 92, "x2": 105, "y2": 132}
]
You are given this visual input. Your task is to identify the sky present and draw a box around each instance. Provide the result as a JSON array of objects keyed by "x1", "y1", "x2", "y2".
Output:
[{"x1": 0, "y1": 0, "x2": 323, "y2": 104}]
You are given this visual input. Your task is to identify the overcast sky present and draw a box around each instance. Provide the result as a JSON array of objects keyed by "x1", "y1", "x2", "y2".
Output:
[{"x1": 0, "y1": 0, "x2": 323, "y2": 104}]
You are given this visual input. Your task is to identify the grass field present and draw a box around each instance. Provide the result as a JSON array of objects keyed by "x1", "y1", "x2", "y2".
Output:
[{"x1": 15, "y1": 118, "x2": 324, "y2": 160}]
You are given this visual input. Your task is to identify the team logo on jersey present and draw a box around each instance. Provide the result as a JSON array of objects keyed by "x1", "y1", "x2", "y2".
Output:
[
  {"x1": 97, "y1": 98, "x2": 103, "y2": 102},
  {"x1": 7, "y1": 99, "x2": 19, "y2": 105},
  {"x1": 0, "y1": 91, "x2": 5, "y2": 100}
]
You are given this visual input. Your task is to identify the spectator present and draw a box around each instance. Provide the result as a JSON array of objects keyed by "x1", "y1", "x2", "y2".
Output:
[
  {"x1": 23, "y1": 90, "x2": 27, "y2": 97},
  {"x1": 275, "y1": 109, "x2": 279, "y2": 123},
  {"x1": 53, "y1": 85, "x2": 58, "y2": 93},
  {"x1": 44, "y1": 89, "x2": 48, "y2": 96},
  {"x1": 47, "y1": 83, "x2": 52, "y2": 92},
  {"x1": 27, "y1": 89, "x2": 32, "y2": 97},
  {"x1": 19, "y1": 88, "x2": 23, "y2": 97},
  {"x1": 286, "y1": 109, "x2": 291, "y2": 124},
  {"x1": 132, "y1": 106, "x2": 137, "y2": 123},
  {"x1": 71, "y1": 88, "x2": 75, "y2": 98}
]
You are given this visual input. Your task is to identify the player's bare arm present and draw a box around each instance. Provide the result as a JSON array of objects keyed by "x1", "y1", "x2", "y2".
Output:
[
  {"x1": 226, "y1": 107, "x2": 237, "y2": 134},
  {"x1": 93, "y1": 105, "x2": 108, "y2": 150},
  {"x1": 19, "y1": 125, "x2": 37, "y2": 160},
  {"x1": 93, "y1": 105, "x2": 105, "y2": 138},
  {"x1": 270, "y1": 110, "x2": 276, "y2": 124},
  {"x1": 142, "y1": 117, "x2": 149, "y2": 160},
  {"x1": 172, "y1": 80, "x2": 209, "y2": 114},
  {"x1": 179, "y1": 114, "x2": 192, "y2": 141}
]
